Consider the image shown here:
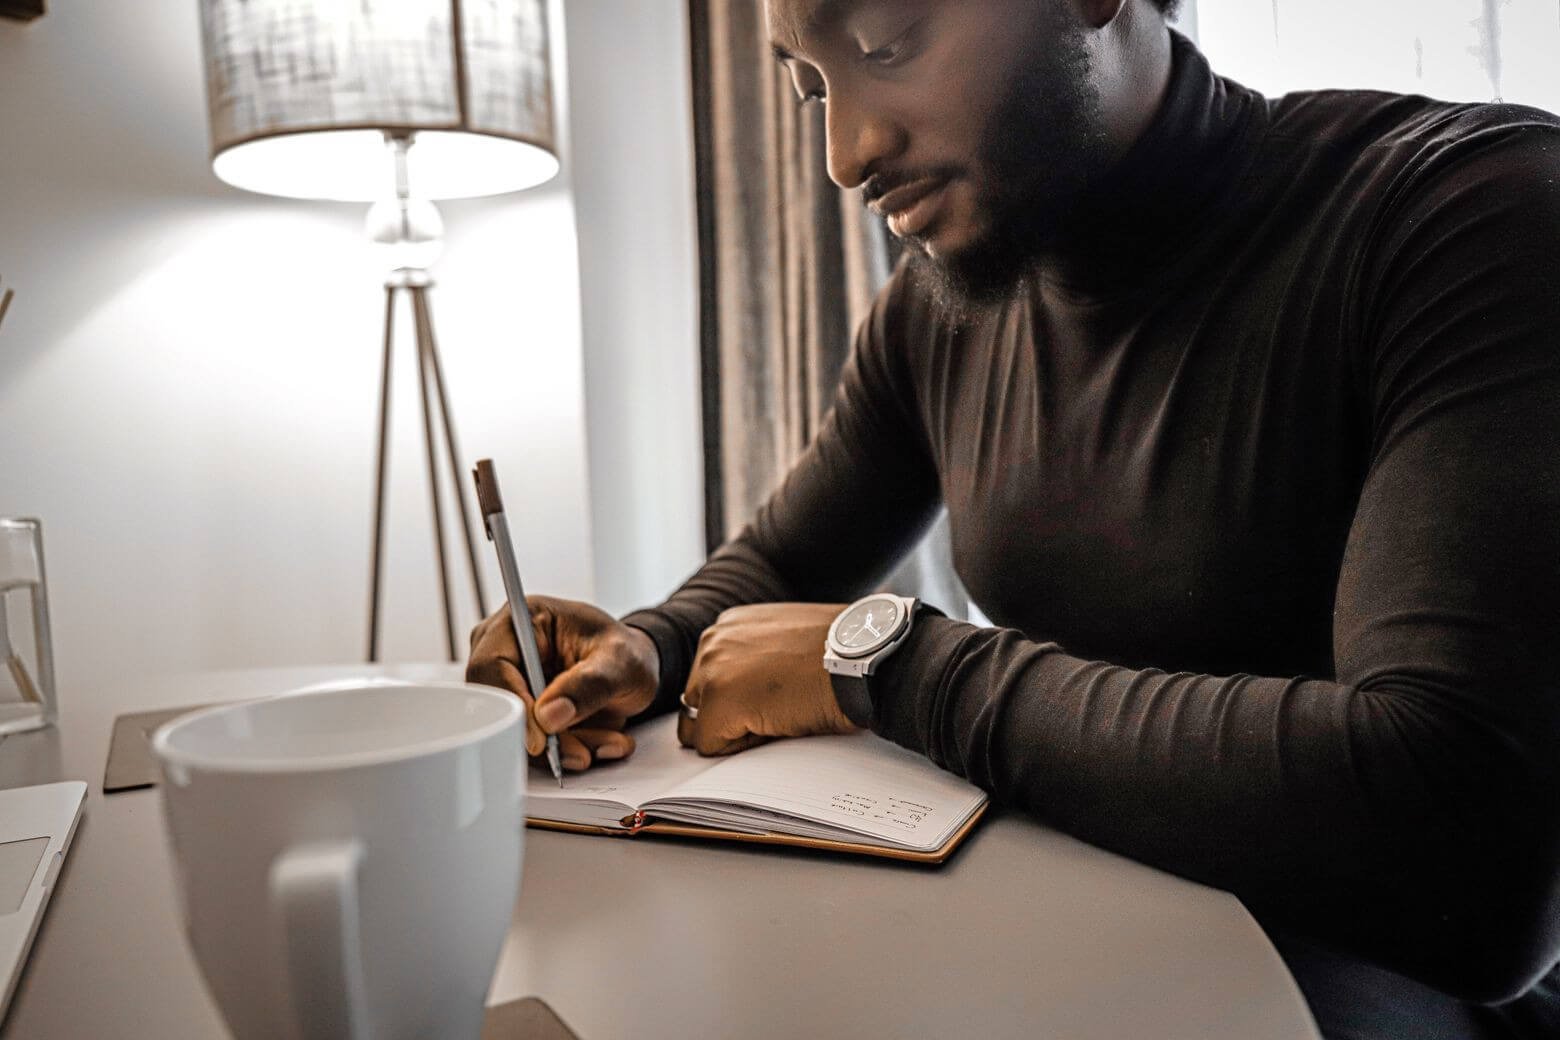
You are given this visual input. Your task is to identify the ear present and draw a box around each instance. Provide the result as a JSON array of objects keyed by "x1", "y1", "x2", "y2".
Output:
[{"x1": 1073, "y1": 0, "x2": 1128, "y2": 30}]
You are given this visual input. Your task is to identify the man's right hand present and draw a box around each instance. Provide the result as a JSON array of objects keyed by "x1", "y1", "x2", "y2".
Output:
[{"x1": 466, "y1": 596, "x2": 660, "y2": 772}]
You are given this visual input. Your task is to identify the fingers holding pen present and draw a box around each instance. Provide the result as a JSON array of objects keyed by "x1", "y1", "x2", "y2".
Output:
[
  {"x1": 468, "y1": 595, "x2": 659, "y2": 773},
  {"x1": 533, "y1": 634, "x2": 655, "y2": 736},
  {"x1": 533, "y1": 651, "x2": 622, "y2": 735},
  {"x1": 466, "y1": 621, "x2": 548, "y2": 757},
  {"x1": 498, "y1": 658, "x2": 550, "y2": 758},
  {"x1": 468, "y1": 657, "x2": 630, "y2": 770},
  {"x1": 467, "y1": 654, "x2": 544, "y2": 752},
  {"x1": 556, "y1": 728, "x2": 636, "y2": 771}
]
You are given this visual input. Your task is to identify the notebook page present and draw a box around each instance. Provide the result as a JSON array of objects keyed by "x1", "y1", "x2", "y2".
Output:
[
  {"x1": 526, "y1": 713, "x2": 717, "y2": 826},
  {"x1": 645, "y1": 730, "x2": 987, "y2": 853}
]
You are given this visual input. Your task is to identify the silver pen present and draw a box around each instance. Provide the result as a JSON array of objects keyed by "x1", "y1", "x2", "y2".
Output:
[{"x1": 473, "y1": 459, "x2": 564, "y2": 786}]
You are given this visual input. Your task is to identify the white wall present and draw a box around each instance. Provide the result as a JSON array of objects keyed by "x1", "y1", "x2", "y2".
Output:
[
  {"x1": 565, "y1": 0, "x2": 705, "y2": 617},
  {"x1": 0, "y1": 2, "x2": 610, "y2": 691}
]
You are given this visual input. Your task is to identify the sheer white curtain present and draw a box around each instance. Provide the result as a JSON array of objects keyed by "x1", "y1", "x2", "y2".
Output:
[{"x1": 1183, "y1": 0, "x2": 1560, "y2": 113}]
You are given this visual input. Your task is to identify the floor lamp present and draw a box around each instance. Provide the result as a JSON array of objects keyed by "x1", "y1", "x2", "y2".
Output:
[{"x1": 195, "y1": 0, "x2": 560, "y2": 661}]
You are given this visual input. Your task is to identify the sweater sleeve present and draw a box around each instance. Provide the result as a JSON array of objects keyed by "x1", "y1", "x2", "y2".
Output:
[
  {"x1": 622, "y1": 265, "x2": 944, "y2": 719},
  {"x1": 864, "y1": 124, "x2": 1560, "y2": 1002}
]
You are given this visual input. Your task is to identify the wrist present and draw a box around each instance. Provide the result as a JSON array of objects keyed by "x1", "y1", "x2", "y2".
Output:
[
  {"x1": 827, "y1": 672, "x2": 875, "y2": 729},
  {"x1": 823, "y1": 595, "x2": 941, "y2": 728}
]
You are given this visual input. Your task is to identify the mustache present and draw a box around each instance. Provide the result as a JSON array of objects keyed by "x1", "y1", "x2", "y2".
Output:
[{"x1": 861, "y1": 165, "x2": 962, "y2": 207}]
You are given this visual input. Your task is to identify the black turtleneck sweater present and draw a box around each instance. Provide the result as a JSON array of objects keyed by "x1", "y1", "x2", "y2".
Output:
[{"x1": 625, "y1": 33, "x2": 1560, "y2": 1038}]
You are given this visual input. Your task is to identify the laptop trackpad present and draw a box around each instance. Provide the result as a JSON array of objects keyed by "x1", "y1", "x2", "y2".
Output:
[{"x1": 0, "y1": 837, "x2": 49, "y2": 914}]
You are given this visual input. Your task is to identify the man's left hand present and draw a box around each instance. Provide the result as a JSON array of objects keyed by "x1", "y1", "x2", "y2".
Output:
[{"x1": 677, "y1": 602, "x2": 857, "y2": 756}]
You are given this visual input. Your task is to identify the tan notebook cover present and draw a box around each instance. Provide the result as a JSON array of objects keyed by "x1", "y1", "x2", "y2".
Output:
[
  {"x1": 527, "y1": 802, "x2": 987, "y2": 865},
  {"x1": 524, "y1": 714, "x2": 989, "y2": 865}
]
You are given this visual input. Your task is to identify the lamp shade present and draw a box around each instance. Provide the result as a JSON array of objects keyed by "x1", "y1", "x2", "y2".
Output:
[{"x1": 197, "y1": 0, "x2": 559, "y2": 201}]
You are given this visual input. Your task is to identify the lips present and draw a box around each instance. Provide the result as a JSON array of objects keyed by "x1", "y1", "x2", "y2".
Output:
[{"x1": 872, "y1": 177, "x2": 951, "y2": 239}]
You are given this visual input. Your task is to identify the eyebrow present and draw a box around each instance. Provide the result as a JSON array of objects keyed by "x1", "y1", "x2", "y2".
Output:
[{"x1": 770, "y1": 0, "x2": 858, "y2": 63}]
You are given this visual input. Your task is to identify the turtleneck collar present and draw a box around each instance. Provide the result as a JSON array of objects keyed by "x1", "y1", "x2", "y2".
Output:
[{"x1": 1038, "y1": 31, "x2": 1267, "y2": 300}]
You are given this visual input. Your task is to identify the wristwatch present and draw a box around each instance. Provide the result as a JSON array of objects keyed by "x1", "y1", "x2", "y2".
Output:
[{"x1": 823, "y1": 594, "x2": 939, "y2": 726}]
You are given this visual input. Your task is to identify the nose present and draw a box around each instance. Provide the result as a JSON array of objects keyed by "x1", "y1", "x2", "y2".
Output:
[{"x1": 824, "y1": 88, "x2": 905, "y2": 190}]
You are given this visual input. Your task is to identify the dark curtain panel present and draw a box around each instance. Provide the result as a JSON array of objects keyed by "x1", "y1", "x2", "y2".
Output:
[{"x1": 687, "y1": 0, "x2": 968, "y2": 615}]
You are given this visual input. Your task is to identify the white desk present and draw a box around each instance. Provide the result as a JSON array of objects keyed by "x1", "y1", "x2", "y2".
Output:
[{"x1": 0, "y1": 663, "x2": 1319, "y2": 1039}]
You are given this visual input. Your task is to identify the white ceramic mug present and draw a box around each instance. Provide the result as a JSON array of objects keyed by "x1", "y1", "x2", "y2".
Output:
[{"x1": 152, "y1": 681, "x2": 525, "y2": 1040}]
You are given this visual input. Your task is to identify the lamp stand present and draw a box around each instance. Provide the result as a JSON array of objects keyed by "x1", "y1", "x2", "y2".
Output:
[{"x1": 366, "y1": 269, "x2": 489, "y2": 662}]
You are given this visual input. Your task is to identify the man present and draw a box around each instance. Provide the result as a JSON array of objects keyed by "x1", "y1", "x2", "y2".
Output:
[{"x1": 469, "y1": 1, "x2": 1560, "y2": 1035}]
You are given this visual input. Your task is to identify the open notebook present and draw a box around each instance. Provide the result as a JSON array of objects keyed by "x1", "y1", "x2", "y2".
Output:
[{"x1": 526, "y1": 714, "x2": 989, "y2": 863}]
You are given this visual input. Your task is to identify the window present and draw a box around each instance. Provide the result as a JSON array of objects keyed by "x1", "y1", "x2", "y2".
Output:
[{"x1": 1188, "y1": 0, "x2": 1560, "y2": 114}]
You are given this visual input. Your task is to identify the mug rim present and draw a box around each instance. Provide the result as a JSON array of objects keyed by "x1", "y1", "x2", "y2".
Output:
[{"x1": 150, "y1": 680, "x2": 523, "y2": 775}]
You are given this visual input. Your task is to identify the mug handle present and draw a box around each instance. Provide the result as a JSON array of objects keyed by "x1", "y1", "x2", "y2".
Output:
[{"x1": 269, "y1": 841, "x2": 371, "y2": 1040}]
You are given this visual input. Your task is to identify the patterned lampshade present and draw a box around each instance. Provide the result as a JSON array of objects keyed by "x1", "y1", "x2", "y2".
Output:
[{"x1": 197, "y1": 0, "x2": 559, "y2": 201}]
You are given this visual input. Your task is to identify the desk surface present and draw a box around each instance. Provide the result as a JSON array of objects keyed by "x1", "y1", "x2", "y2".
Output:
[{"x1": 0, "y1": 663, "x2": 1319, "y2": 1040}]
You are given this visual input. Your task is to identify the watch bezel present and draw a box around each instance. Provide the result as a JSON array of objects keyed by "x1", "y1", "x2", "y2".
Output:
[{"x1": 827, "y1": 595, "x2": 912, "y2": 660}]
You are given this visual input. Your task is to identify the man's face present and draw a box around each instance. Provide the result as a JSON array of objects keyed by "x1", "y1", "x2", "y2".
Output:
[{"x1": 768, "y1": 0, "x2": 1108, "y2": 308}]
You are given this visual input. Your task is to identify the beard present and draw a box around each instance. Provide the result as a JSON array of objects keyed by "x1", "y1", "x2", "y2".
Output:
[{"x1": 902, "y1": 11, "x2": 1109, "y2": 322}]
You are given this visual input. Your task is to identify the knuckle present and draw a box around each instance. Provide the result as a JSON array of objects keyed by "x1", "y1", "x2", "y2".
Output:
[
  {"x1": 697, "y1": 625, "x2": 728, "y2": 655},
  {"x1": 718, "y1": 603, "x2": 762, "y2": 625},
  {"x1": 531, "y1": 594, "x2": 564, "y2": 616},
  {"x1": 600, "y1": 639, "x2": 635, "y2": 676},
  {"x1": 688, "y1": 657, "x2": 718, "y2": 691}
]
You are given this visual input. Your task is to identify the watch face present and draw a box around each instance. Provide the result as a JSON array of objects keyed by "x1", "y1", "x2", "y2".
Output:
[{"x1": 833, "y1": 597, "x2": 903, "y2": 657}]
